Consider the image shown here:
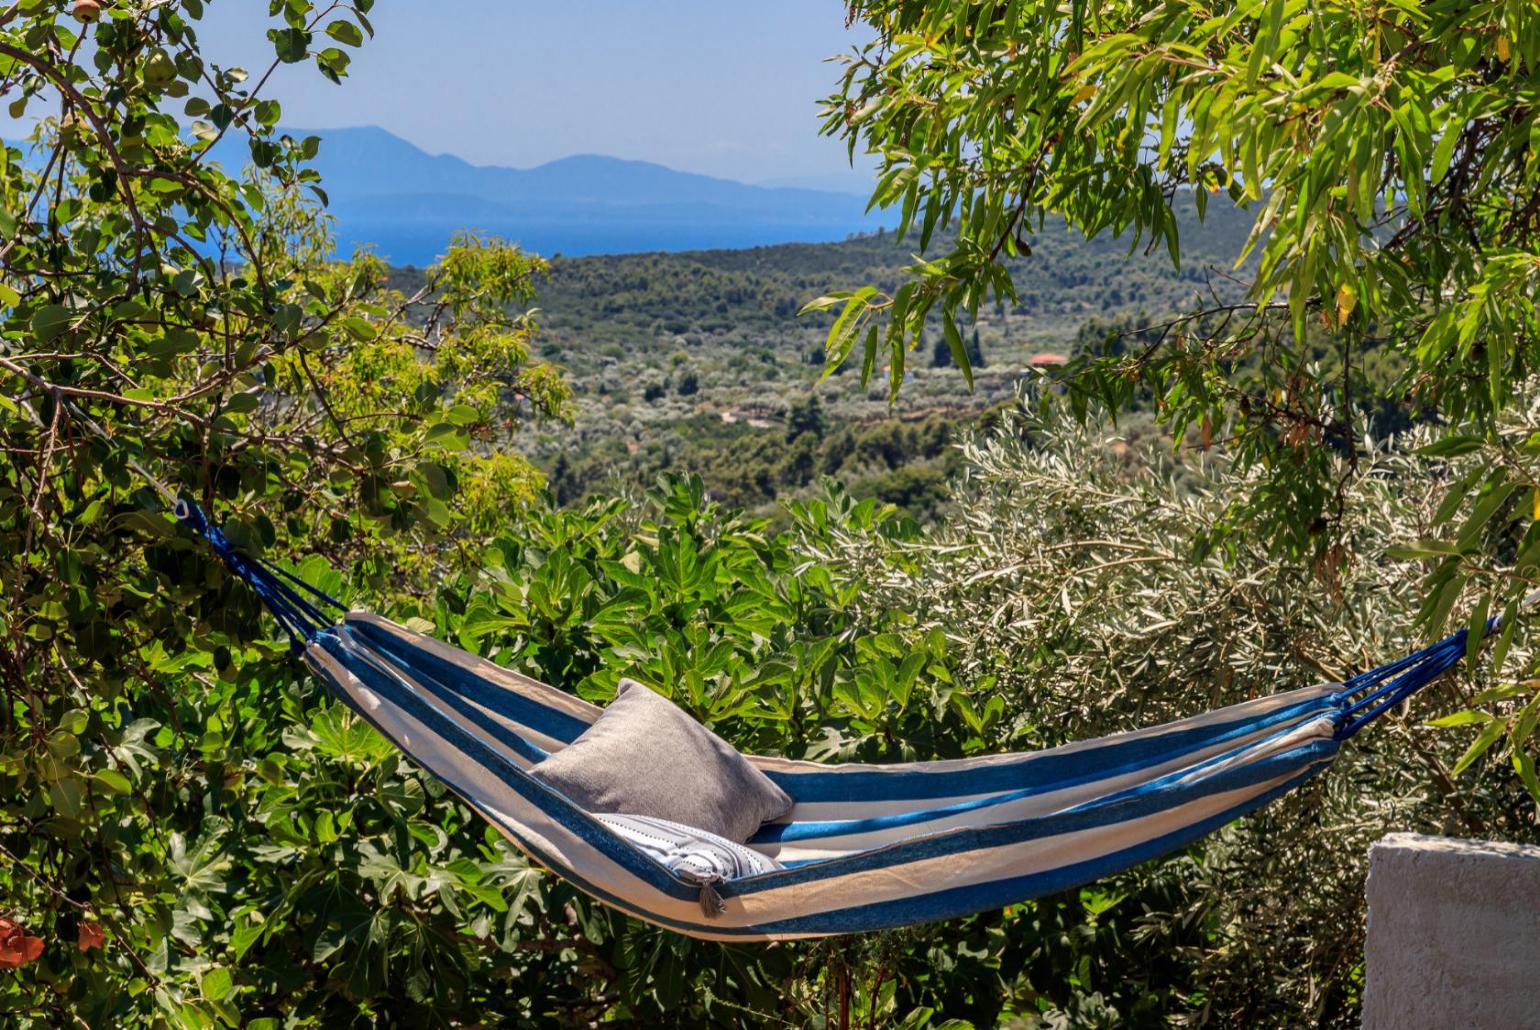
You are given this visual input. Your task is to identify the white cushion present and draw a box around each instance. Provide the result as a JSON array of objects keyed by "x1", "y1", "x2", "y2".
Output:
[{"x1": 596, "y1": 813, "x2": 783, "y2": 882}]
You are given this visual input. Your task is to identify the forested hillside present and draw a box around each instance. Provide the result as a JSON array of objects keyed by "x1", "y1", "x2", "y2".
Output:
[
  {"x1": 389, "y1": 197, "x2": 1255, "y2": 519},
  {"x1": 534, "y1": 194, "x2": 1252, "y2": 342}
]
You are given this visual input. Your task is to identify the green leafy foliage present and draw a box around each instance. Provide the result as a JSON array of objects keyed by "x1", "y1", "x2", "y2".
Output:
[
  {"x1": 821, "y1": 0, "x2": 1536, "y2": 525},
  {"x1": 0, "y1": 1, "x2": 566, "y2": 1022},
  {"x1": 825, "y1": 0, "x2": 1540, "y2": 802},
  {"x1": 817, "y1": 401, "x2": 1538, "y2": 1024}
]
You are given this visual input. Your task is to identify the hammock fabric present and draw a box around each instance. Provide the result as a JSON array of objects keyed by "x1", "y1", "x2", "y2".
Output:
[{"x1": 177, "y1": 502, "x2": 1474, "y2": 941}]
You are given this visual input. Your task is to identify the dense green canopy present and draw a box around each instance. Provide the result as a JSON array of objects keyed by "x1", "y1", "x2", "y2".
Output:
[
  {"x1": 821, "y1": 0, "x2": 1540, "y2": 535},
  {"x1": 820, "y1": 0, "x2": 1540, "y2": 801}
]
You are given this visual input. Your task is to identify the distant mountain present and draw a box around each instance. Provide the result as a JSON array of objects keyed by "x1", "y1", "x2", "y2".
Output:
[
  {"x1": 755, "y1": 173, "x2": 871, "y2": 196},
  {"x1": 210, "y1": 127, "x2": 886, "y2": 263}
]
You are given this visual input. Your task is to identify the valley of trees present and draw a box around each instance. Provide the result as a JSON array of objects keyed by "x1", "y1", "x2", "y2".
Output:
[
  {"x1": 2, "y1": 2, "x2": 1539, "y2": 1028},
  {"x1": 382, "y1": 207, "x2": 1254, "y2": 522}
]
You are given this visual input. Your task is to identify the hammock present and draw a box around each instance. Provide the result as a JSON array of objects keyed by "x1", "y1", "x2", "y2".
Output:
[{"x1": 177, "y1": 502, "x2": 1476, "y2": 941}]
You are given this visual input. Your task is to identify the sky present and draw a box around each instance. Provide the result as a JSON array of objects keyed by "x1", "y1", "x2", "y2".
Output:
[{"x1": 191, "y1": 1, "x2": 877, "y2": 192}]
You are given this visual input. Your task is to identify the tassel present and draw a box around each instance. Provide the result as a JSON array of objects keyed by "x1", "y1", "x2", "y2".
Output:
[{"x1": 698, "y1": 880, "x2": 725, "y2": 919}]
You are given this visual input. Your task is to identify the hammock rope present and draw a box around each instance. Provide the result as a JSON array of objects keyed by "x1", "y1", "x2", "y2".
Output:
[
  {"x1": 166, "y1": 499, "x2": 1520, "y2": 939},
  {"x1": 1331, "y1": 631, "x2": 1472, "y2": 738},
  {"x1": 174, "y1": 500, "x2": 345, "y2": 651}
]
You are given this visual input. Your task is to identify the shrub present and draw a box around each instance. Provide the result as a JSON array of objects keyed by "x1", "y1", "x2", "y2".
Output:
[{"x1": 805, "y1": 399, "x2": 1538, "y2": 1024}]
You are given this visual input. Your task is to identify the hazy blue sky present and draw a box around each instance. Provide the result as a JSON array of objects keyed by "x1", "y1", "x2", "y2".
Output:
[{"x1": 193, "y1": 1, "x2": 876, "y2": 190}]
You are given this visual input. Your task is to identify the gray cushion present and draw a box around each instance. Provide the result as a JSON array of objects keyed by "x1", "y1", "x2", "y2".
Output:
[
  {"x1": 595, "y1": 813, "x2": 783, "y2": 882},
  {"x1": 530, "y1": 679, "x2": 792, "y2": 843}
]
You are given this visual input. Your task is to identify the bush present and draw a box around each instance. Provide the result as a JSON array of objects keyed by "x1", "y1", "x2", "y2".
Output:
[{"x1": 806, "y1": 400, "x2": 1538, "y2": 1024}]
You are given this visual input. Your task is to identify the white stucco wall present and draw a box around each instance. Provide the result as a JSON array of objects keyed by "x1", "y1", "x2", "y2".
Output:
[{"x1": 1363, "y1": 832, "x2": 1540, "y2": 1029}]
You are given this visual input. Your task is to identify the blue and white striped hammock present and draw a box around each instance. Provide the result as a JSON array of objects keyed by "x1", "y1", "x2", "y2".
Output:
[{"x1": 179, "y1": 502, "x2": 1475, "y2": 941}]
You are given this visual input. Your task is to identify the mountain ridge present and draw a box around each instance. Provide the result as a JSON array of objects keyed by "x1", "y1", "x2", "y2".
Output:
[{"x1": 210, "y1": 126, "x2": 884, "y2": 261}]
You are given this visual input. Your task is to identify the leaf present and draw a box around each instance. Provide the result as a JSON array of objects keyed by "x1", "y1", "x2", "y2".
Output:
[
  {"x1": 253, "y1": 99, "x2": 281, "y2": 127},
  {"x1": 94, "y1": 768, "x2": 132, "y2": 795},
  {"x1": 1514, "y1": 751, "x2": 1540, "y2": 804},
  {"x1": 1455, "y1": 479, "x2": 1520, "y2": 551},
  {"x1": 29, "y1": 303, "x2": 73, "y2": 342},
  {"x1": 823, "y1": 286, "x2": 875, "y2": 371},
  {"x1": 201, "y1": 967, "x2": 233, "y2": 1002},
  {"x1": 1451, "y1": 718, "x2": 1507, "y2": 775},
  {"x1": 422, "y1": 422, "x2": 468, "y2": 451},
  {"x1": 48, "y1": 778, "x2": 85, "y2": 818},
  {"x1": 1431, "y1": 125, "x2": 1460, "y2": 185},
  {"x1": 1426, "y1": 710, "x2": 1493, "y2": 728},
  {"x1": 268, "y1": 27, "x2": 310, "y2": 63},
  {"x1": 169, "y1": 829, "x2": 232, "y2": 895},
  {"x1": 1385, "y1": 540, "x2": 1462, "y2": 560},
  {"x1": 459, "y1": 606, "x2": 523, "y2": 642},
  {"x1": 1425, "y1": 568, "x2": 1467, "y2": 636},
  {"x1": 325, "y1": 20, "x2": 364, "y2": 47},
  {"x1": 1417, "y1": 434, "x2": 1484, "y2": 458},
  {"x1": 1466, "y1": 592, "x2": 1491, "y2": 665},
  {"x1": 942, "y1": 317, "x2": 974, "y2": 388},
  {"x1": 444, "y1": 403, "x2": 480, "y2": 426},
  {"x1": 1334, "y1": 282, "x2": 1357, "y2": 327},
  {"x1": 1491, "y1": 599, "x2": 1521, "y2": 672},
  {"x1": 307, "y1": 705, "x2": 392, "y2": 766},
  {"x1": 798, "y1": 292, "x2": 852, "y2": 314},
  {"x1": 340, "y1": 315, "x2": 377, "y2": 341}
]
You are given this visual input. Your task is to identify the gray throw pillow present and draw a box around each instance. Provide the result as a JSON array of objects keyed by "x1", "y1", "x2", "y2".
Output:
[{"x1": 530, "y1": 679, "x2": 792, "y2": 843}]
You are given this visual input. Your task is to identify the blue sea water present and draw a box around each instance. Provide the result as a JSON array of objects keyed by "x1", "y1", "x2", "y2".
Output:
[{"x1": 332, "y1": 217, "x2": 886, "y2": 264}]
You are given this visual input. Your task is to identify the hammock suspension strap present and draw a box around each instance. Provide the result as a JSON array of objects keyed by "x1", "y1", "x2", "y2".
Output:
[
  {"x1": 1333, "y1": 587, "x2": 1540, "y2": 737},
  {"x1": 174, "y1": 500, "x2": 345, "y2": 650},
  {"x1": 1331, "y1": 630, "x2": 1471, "y2": 738}
]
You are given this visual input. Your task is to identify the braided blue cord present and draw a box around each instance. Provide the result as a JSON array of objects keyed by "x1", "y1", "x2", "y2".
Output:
[
  {"x1": 1329, "y1": 614, "x2": 1504, "y2": 739},
  {"x1": 175, "y1": 500, "x2": 345, "y2": 651},
  {"x1": 1332, "y1": 633, "x2": 1468, "y2": 738}
]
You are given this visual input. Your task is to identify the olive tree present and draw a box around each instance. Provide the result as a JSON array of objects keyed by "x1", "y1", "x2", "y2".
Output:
[
  {"x1": 803, "y1": 396, "x2": 1539, "y2": 1021},
  {"x1": 816, "y1": 0, "x2": 1540, "y2": 798}
]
